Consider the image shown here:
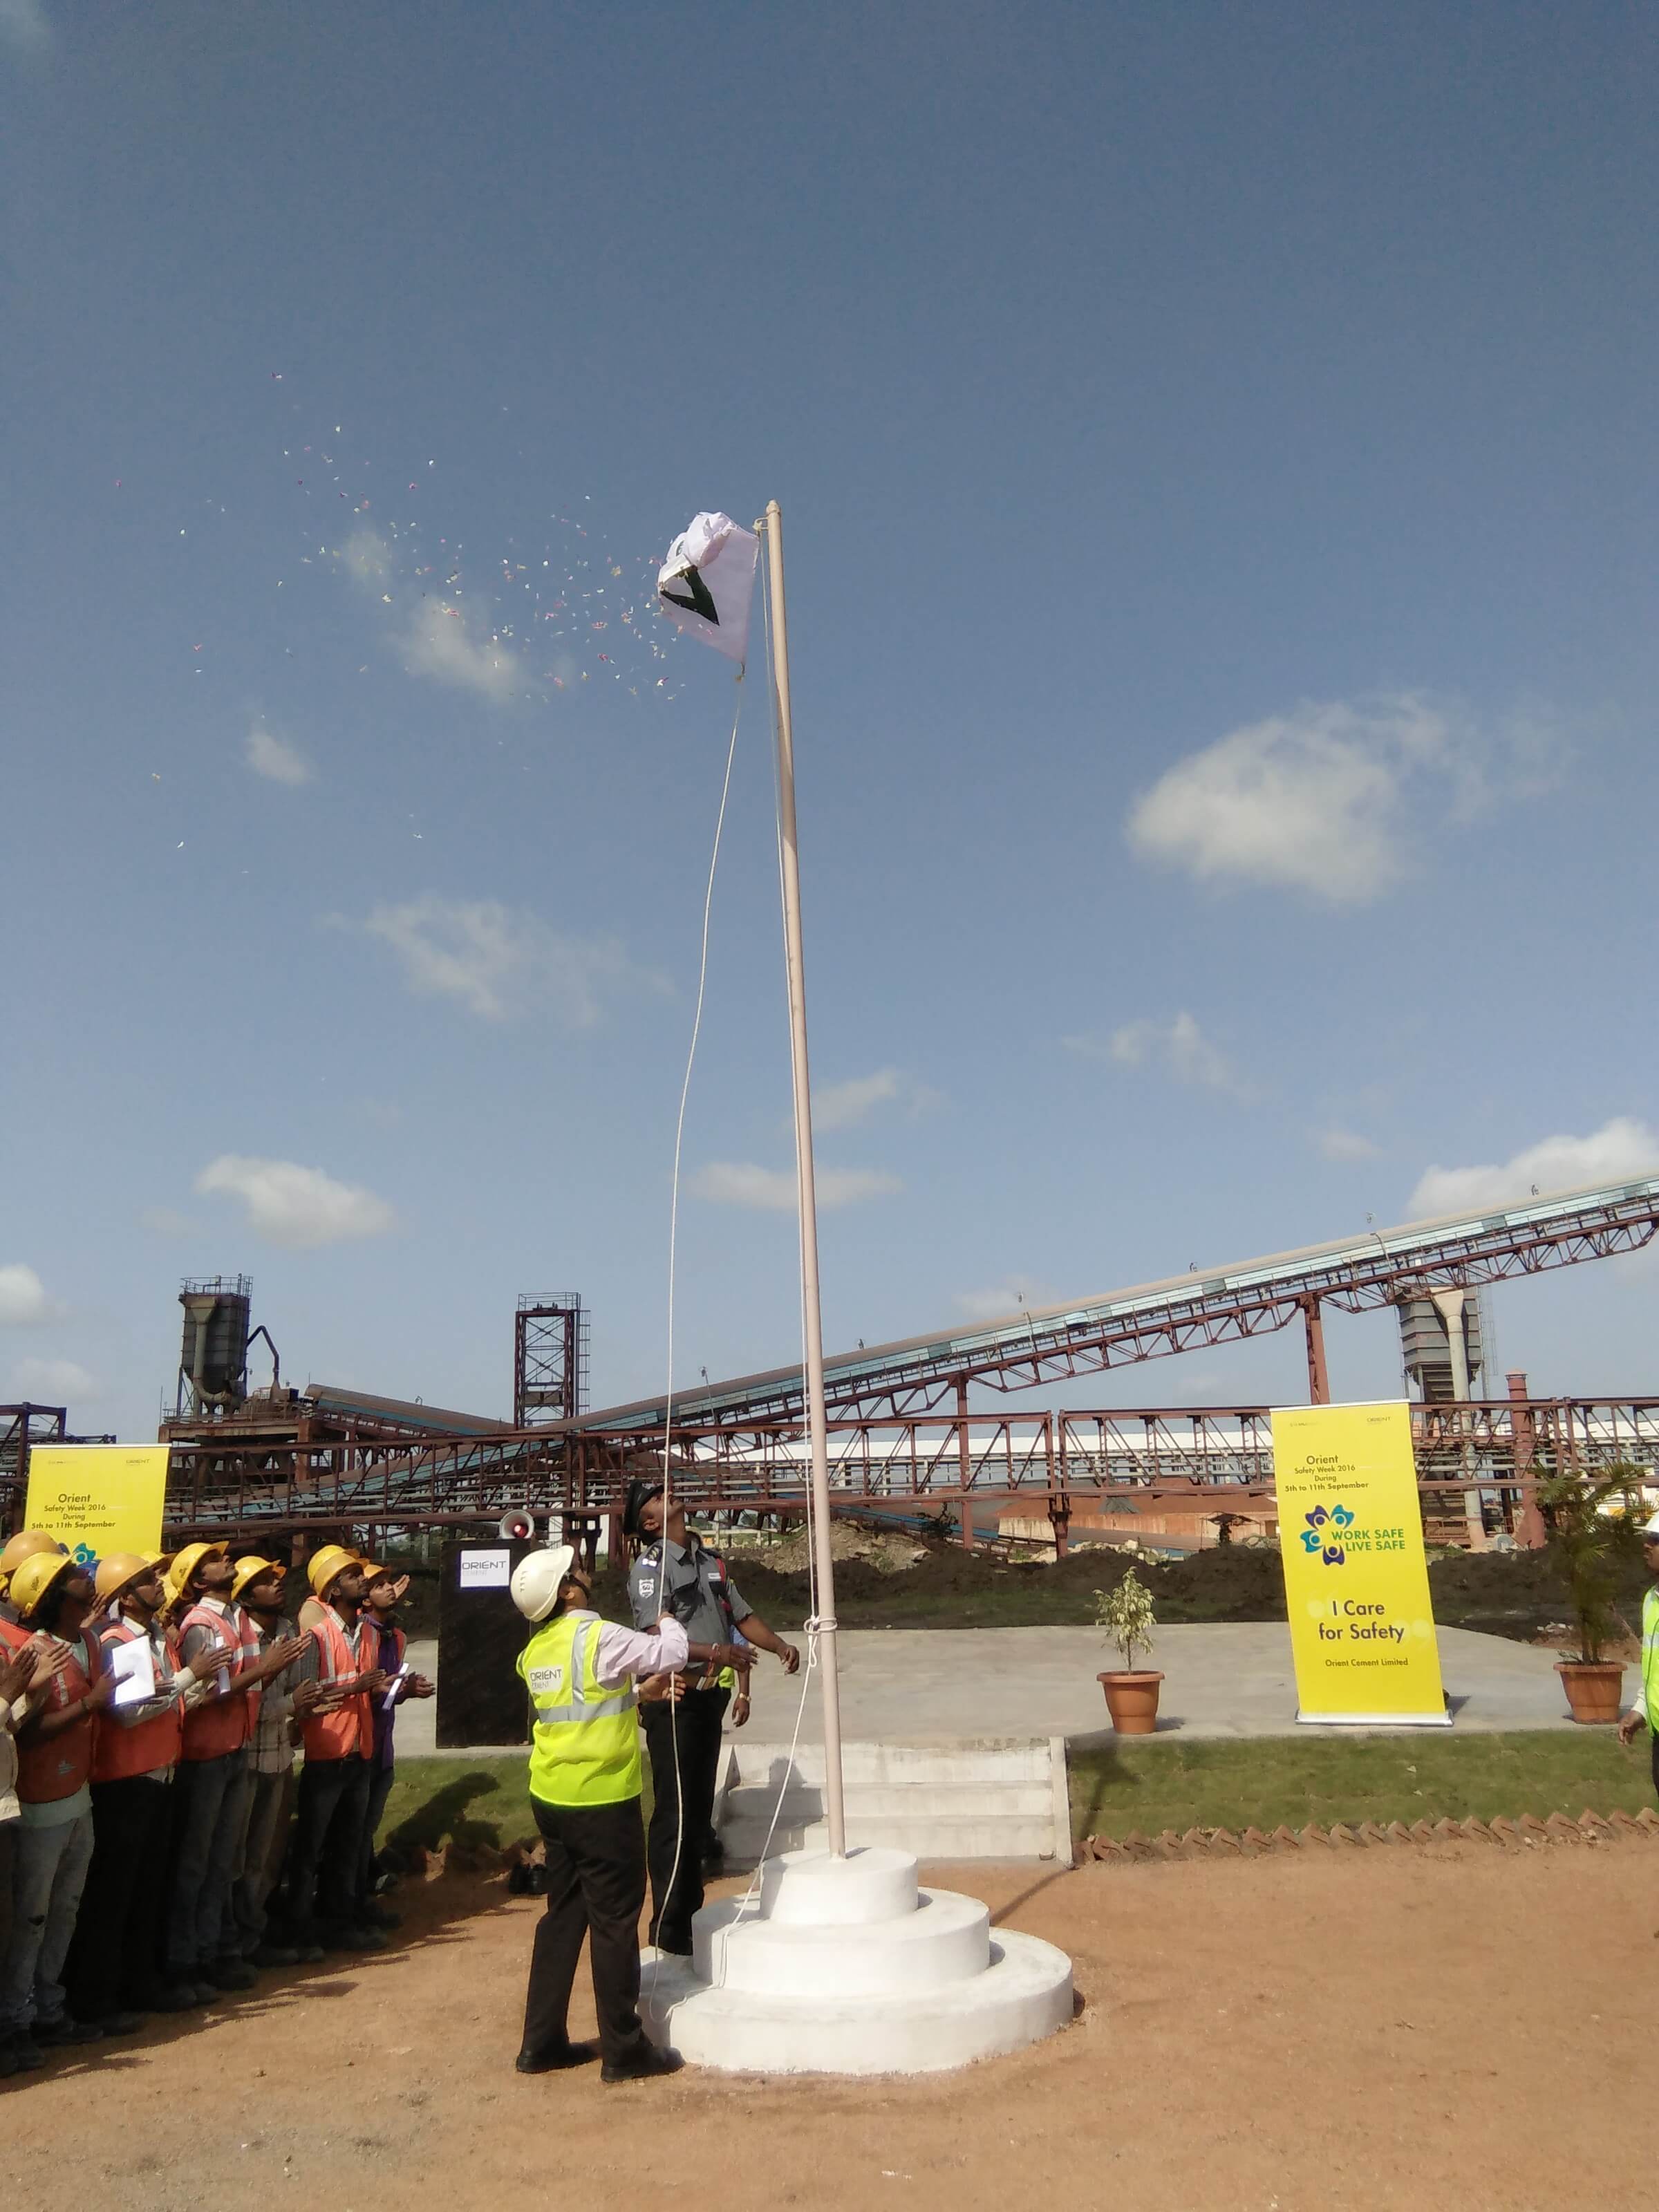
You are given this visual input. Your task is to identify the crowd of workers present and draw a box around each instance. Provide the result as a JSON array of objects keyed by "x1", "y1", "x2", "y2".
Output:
[{"x1": 0, "y1": 1528, "x2": 432, "y2": 2078}]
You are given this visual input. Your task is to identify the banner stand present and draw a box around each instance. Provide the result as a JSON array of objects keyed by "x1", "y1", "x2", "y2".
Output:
[{"x1": 1273, "y1": 1400, "x2": 1452, "y2": 1730}]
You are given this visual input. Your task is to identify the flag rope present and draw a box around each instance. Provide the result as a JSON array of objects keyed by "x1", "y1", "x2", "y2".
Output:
[{"x1": 648, "y1": 669, "x2": 743, "y2": 2003}]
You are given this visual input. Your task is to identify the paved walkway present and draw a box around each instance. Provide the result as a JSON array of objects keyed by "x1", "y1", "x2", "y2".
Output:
[{"x1": 397, "y1": 1622, "x2": 1584, "y2": 1754}]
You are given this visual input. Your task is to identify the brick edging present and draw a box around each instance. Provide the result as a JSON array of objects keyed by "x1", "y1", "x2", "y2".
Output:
[{"x1": 1076, "y1": 1806, "x2": 1659, "y2": 1863}]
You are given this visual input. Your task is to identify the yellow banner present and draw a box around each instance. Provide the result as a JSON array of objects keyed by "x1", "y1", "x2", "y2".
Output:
[
  {"x1": 1271, "y1": 1401, "x2": 1448, "y2": 1725},
  {"x1": 23, "y1": 1445, "x2": 171, "y2": 1568}
]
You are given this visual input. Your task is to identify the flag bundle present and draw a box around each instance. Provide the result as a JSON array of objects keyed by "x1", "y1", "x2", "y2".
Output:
[{"x1": 657, "y1": 511, "x2": 758, "y2": 666}]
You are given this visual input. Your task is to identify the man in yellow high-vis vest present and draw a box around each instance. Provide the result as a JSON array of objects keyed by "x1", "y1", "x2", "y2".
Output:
[
  {"x1": 1617, "y1": 1514, "x2": 1659, "y2": 1777},
  {"x1": 510, "y1": 1544, "x2": 743, "y2": 2085}
]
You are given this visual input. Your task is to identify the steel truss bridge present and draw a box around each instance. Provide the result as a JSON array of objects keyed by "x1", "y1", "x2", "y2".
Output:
[
  {"x1": 146, "y1": 1174, "x2": 1659, "y2": 1543},
  {"x1": 159, "y1": 1396, "x2": 1659, "y2": 1546}
]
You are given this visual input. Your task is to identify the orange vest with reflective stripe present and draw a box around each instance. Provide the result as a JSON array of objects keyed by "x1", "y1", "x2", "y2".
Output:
[
  {"x1": 0, "y1": 1618, "x2": 102, "y2": 1803},
  {"x1": 176, "y1": 1601, "x2": 262, "y2": 1761},
  {"x1": 92, "y1": 1617, "x2": 185, "y2": 1781},
  {"x1": 301, "y1": 1609, "x2": 376, "y2": 1761}
]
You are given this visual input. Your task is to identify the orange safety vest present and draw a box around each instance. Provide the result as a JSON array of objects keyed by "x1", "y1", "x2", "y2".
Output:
[
  {"x1": 301, "y1": 1609, "x2": 376, "y2": 1762},
  {"x1": 0, "y1": 1617, "x2": 103, "y2": 1804},
  {"x1": 92, "y1": 1617, "x2": 185, "y2": 1781},
  {"x1": 176, "y1": 1600, "x2": 263, "y2": 1761}
]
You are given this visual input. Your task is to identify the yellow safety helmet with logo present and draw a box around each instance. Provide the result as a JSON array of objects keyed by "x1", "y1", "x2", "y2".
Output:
[
  {"x1": 306, "y1": 1544, "x2": 365, "y2": 1600},
  {"x1": 93, "y1": 1552, "x2": 160, "y2": 1606},
  {"x1": 9, "y1": 1549, "x2": 79, "y2": 1621},
  {"x1": 231, "y1": 1555, "x2": 282, "y2": 1604},
  {"x1": 0, "y1": 1530, "x2": 66, "y2": 1600}
]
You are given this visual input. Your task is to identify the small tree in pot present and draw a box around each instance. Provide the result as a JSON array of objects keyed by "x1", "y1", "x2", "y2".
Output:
[
  {"x1": 1094, "y1": 1566, "x2": 1163, "y2": 1734},
  {"x1": 1537, "y1": 1465, "x2": 1644, "y2": 1724}
]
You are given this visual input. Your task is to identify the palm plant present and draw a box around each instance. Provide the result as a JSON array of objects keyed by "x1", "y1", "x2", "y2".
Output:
[{"x1": 1536, "y1": 1464, "x2": 1646, "y2": 1664}]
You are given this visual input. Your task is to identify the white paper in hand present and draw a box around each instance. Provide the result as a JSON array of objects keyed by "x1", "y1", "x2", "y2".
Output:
[{"x1": 108, "y1": 1635, "x2": 157, "y2": 1709}]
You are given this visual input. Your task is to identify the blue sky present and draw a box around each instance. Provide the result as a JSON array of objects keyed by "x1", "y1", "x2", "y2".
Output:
[{"x1": 3, "y1": 0, "x2": 1656, "y2": 1439}]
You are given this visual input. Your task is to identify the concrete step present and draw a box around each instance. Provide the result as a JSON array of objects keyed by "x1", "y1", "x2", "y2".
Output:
[
  {"x1": 720, "y1": 1811, "x2": 1061, "y2": 1862},
  {"x1": 713, "y1": 1736, "x2": 1068, "y2": 1866},
  {"x1": 722, "y1": 1781, "x2": 1054, "y2": 1823}
]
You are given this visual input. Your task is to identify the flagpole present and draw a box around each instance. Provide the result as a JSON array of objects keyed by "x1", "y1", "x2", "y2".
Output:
[{"x1": 760, "y1": 498, "x2": 847, "y2": 1860}]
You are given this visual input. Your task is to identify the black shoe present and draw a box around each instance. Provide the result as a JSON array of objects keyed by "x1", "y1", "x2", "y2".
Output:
[
  {"x1": 4, "y1": 2034, "x2": 45, "y2": 2072},
  {"x1": 601, "y1": 2042, "x2": 684, "y2": 2084},
  {"x1": 357, "y1": 1901, "x2": 401, "y2": 1931},
  {"x1": 32, "y1": 2015, "x2": 103, "y2": 2046},
  {"x1": 205, "y1": 1959, "x2": 259, "y2": 1991},
  {"x1": 322, "y1": 1924, "x2": 386, "y2": 1953},
  {"x1": 290, "y1": 1943, "x2": 327, "y2": 1965},
  {"x1": 515, "y1": 2038, "x2": 599, "y2": 2074},
  {"x1": 250, "y1": 1944, "x2": 300, "y2": 1968},
  {"x1": 136, "y1": 1984, "x2": 199, "y2": 2014},
  {"x1": 94, "y1": 2012, "x2": 146, "y2": 2036}
]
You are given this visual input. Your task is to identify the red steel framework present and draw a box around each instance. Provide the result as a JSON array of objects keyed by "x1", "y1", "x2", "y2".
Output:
[{"x1": 154, "y1": 1395, "x2": 1659, "y2": 1547}]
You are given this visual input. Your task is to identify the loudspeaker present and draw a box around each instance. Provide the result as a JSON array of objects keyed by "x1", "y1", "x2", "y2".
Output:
[{"x1": 498, "y1": 1508, "x2": 536, "y2": 1541}]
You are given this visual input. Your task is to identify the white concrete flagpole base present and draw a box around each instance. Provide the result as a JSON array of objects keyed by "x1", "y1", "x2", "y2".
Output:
[{"x1": 639, "y1": 1845, "x2": 1074, "y2": 2076}]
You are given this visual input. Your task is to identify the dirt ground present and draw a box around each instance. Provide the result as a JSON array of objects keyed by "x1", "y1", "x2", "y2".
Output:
[{"x1": 4, "y1": 1844, "x2": 1649, "y2": 2212}]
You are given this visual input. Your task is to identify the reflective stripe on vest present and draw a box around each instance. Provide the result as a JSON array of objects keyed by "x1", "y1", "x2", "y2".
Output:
[
  {"x1": 177, "y1": 1602, "x2": 261, "y2": 1761},
  {"x1": 1641, "y1": 1587, "x2": 1659, "y2": 1728},
  {"x1": 301, "y1": 1610, "x2": 375, "y2": 1762},
  {"x1": 92, "y1": 1618, "x2": 183, "y2": 1781},
  {"x1": 519, "y1": 1611, "x2": 641, "y2": 1808}
]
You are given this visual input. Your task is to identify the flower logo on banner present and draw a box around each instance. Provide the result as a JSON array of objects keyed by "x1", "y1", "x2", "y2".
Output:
[{"x1": 1300, "y1": 1503, "x2": 1355, "y2": 1566}]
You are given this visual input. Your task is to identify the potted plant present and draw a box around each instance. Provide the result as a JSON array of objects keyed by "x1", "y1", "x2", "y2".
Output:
[
  {"x1": 1095, "y1": 1566, "x2": 1163, "y2": 1734},
  {"x1": 1537, "y1": 1467, "x2": 1643, "y2": 1723}
]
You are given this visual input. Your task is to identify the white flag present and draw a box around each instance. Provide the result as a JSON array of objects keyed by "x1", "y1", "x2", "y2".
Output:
[{"x1": 657, "y1": 511, "x2": 758, "y2": 666}]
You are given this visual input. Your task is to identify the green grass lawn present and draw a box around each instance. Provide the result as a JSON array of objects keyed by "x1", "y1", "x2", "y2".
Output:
[
  {"x1": 1068, "y1": 1729, "x2": 1658, "y2": 1842},
  {"x1": 380, "y1": 1754, "x2": 657, "y2": 1858},
  {"x1": 382, "y1": 1732, "x2": 1657, "y2": 1863}
]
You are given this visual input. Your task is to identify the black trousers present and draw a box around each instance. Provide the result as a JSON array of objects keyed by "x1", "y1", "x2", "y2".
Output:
[
  {"x1": 523, "y1": 1794, "x2": 648, "y2": 2066},
  {"x1": 64, "y1": 1777, "x2": 174, "y2": 2019},
  {"x1": 639, "y1": 1687, "x2": 729, "y2": 1952},
  {"x1": 283, "y1": 1755, "x2": 373, "y2": 1939}
]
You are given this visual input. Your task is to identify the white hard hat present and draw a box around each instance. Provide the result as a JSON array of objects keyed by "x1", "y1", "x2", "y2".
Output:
[
  {"x1": 1642, "y1": 1513, "x2": 1659, "y2": 1539},
  {"x1": 509, "y1": 1544, "x2": 577, "y2": 1623}
]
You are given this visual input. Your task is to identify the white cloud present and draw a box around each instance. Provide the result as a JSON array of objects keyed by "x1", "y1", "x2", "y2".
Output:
[
  {"x1": 689, "y1": 1162, "x2": 903, "y2": 1211},
  {"x1": 403, "y1": 600, "x2": 523, "y2": 701},
  {"x1": 1407, "y1": 1116, "x2": 1659, "y2": 1219},
  {"x1": 9, "y1": 1357, "x2": 96, "y2": 1403},
  {"x1": 1316, "y1": 1127, "x2": 1382, "y2": 1162},
  {"x1": 341, "y1": 527, "x2": 391, "y2": 583},
  {"x1": 337, "y1": 525, "x2": 521, "y2": 702},
  {"x1": 1126, "y1": 693, "x2": 1554, "y2": 906},
  {"x1": 0, "y1": 0, "x2": 50, "y2": 51},
  {"x1": 194, "y1": 1156, "x2": 397, "y2": 1248},
  {"x1": 362, "y1": 897, "x2": 659, "y2": 1024},
  {"x1": 1067, "y1": 1012, "x2": 1244, "y2": 1095},
  {"x1": 0, "y1": 1264, "x2": 60, "y2": 1326},
  {"x1": 954, "y1": 1273, "x2": 1057, "y2": 1322},
  {"x1": 812, "y1": 1069, "x2": 939, "y2": 1132},
  {"x1": 245, "y1": 725, "x2": 314, "y2": 787}
]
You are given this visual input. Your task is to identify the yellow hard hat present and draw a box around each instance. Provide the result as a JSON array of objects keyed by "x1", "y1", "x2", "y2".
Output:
[
  {"x1": 231, "y1": 1554, "x2": 282, "y2": 1603},
  {"x1": 94, "y1": 1552, "x2": 159, "y2": 1605},
  {"x1": 306, "y1": 1544, "x2": 364, "y2": 1599},
  {"x1": 0, "y1": 1530, "x2": 66, "y2": 1597},
  {"x1": 163, "y1": 1541, "x2": 227, "y2": 1611},
  {"x1": 10, "y1": 1549, "x2": 79, "y2": 1621}
]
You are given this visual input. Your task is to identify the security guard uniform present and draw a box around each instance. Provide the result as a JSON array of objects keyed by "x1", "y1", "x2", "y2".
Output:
[{"x1": 628, "y1": 1534, "x2": 742, "y2": 1953}]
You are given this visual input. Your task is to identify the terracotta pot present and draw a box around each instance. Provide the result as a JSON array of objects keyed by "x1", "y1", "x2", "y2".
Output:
[
  {"x1": 1098, "y1": 1669, "x2": 1163, "y2": 1734},
  {"x1": 1556, "y1": 1659, "x2": 1625, "y2": 1725}
]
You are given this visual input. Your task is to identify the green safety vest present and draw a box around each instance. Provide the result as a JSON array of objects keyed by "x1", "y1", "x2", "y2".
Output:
[
  {"x1": 517, "y1": 1609, "x2": 641, "y2": 1808},
  {"x1": 1640, "y1": 1587, "x2": 1659, "y2": 1731}
]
